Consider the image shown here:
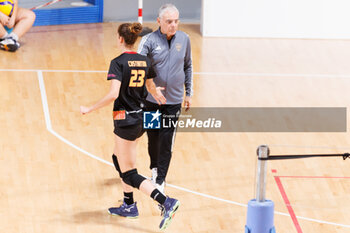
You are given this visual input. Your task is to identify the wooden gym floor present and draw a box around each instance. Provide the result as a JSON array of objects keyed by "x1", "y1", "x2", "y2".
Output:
[{"x1": 0, "y1": 22, "x2": 349, "y2": 233}]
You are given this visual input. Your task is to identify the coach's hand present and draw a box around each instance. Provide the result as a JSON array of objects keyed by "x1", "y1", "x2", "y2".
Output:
[
  {"x1": 145, "y1": 79, "x2": 166, "y2": 105},
  {"x1": 152, "y1": 87, "x2": 166, "y2": 105},
  {"x1": 184, "y1": 96, "x2": 191, "y2": 112}
]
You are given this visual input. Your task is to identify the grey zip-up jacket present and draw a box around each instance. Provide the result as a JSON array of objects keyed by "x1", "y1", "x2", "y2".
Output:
[{"x1": 138, "y1": 28, "x2": 193, "y2": 105}]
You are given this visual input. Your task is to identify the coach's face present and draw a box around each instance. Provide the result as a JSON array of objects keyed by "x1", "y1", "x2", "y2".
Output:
[{"x1": 158, "y1": 10, "x2": 179, "y2": 39}]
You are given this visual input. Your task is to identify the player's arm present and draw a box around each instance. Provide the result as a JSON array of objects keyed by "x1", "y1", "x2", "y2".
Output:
[
  {"x1": 7, "y1": 0, "x2": 18, "y2": 28},
  {"x1": 146, "y1": 79, "x2": 166, "y2": 105},
  {"x1": 80, "y1": 79, "x2": 121, "y2": 114}
]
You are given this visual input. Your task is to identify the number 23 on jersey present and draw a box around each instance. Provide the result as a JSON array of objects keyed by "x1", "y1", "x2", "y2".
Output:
[{"x1": 129, "y1": 69, "x2": 145, "y2": 87}]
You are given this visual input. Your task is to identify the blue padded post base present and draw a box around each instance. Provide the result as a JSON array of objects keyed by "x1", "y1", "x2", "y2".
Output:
[{"x1": 245, "y1": 199, "x2": 276, "y2": 233}]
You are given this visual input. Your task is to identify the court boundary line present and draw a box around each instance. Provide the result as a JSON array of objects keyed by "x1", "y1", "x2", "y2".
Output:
[
  {"x1": 274, "y1": 175, "x2": 303, "y2": 233},
  {"x1": 274, "y1": 173, "x2": 350, "y2": 231},
  {"x1": 3, "y1": 68, "x2": 350, "y2": 78},
  {"x1": 38, "y1": 71, "x2": 113, "y2": 166},
  {"x1": 35, "y1": 70, "x2": 350, "y2": 229}
]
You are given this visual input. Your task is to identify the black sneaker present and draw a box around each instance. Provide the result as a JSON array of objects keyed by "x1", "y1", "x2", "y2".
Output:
[{"x1": 0, "y1": 37, "x2": 20, "y2": 52}]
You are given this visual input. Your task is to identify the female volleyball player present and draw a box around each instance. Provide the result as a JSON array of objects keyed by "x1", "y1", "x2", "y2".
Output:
[
  {"x1": 80, "y1": 22, "x2": 179, "y2": 231},
  {"x1": 0, "y1": 0, "x2": 35, "y2": 52}
]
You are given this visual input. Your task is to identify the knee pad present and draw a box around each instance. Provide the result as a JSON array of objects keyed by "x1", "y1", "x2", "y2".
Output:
[
  {"x1": 122, "y1": 169, "x2": 146, "y2": 189},
  {"x1": 112, "y1": 154, "x2": 123, "y2": 178}
]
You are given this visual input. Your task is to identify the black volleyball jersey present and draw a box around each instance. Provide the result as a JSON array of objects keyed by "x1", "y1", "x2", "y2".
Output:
[{"x1": 107, "y1": 52, "x2": 155, "y2": 124}]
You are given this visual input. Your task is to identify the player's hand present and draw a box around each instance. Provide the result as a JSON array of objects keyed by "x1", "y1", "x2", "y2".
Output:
[
  {"x1": 152, "y1": 87, "x2": 166, "y2": 105},
  {"x1": 80, "y1": 106, "x2": 92, "y2": 115},
  {"x1": 6, "y1": 16, "x2": 15, "y2": 28},
  {"x1": 184, "y1": 96, "x2": 191, "y2": 112},
  {"x1": 0, "y1": 13, "x2": 10, "y2": 26}
]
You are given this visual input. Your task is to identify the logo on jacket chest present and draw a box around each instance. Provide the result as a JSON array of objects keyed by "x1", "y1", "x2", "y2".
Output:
[
  {"x1": 175, "y1": 43, "x2": 182, "y2": 51},
  {"x1": 155, "y1": 45, "x2": 162, "y2": 51}
]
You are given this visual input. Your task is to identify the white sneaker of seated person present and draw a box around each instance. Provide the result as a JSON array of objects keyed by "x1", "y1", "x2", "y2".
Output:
[{"x1": 0, "y1": 37, "x2": 20, "y2": 52}]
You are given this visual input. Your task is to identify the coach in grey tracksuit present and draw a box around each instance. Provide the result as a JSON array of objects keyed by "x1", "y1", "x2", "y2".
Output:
[{"x1": 138, "y1": 4, "x2": 193, "y2": 191}]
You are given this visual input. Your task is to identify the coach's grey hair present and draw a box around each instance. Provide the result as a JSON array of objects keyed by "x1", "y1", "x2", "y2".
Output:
[{"x1": 158, "y1": 3, "x2": 179, "y2": 18}]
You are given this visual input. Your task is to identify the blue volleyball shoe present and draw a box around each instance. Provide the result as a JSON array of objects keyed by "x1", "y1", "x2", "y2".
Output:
[
  {"x1": 159, "y1": 197, "x2": 180, "y2": 230},
  {"x1": 108, "y1": 201, "x2": 139, "y2": 219}
]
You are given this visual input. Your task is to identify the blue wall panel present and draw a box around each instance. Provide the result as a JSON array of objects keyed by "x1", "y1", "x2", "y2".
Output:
[{"x1": 33, "y1": 0, "x2": 103, "y2": 26}]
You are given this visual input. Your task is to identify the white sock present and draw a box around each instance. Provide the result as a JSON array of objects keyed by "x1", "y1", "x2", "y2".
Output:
[
  {"x1": 1, "y1": 32, "x2": 8, "y2": 39},
  {"x1": 9, "y1": 32, "x2": 18, "y2": 41}
]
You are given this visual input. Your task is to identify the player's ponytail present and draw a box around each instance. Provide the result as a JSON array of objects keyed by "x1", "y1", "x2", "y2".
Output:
[{"x1": 118, "y1": 22, "x2": 143, "y2": 46}]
